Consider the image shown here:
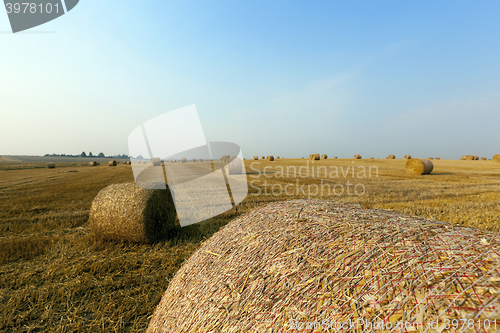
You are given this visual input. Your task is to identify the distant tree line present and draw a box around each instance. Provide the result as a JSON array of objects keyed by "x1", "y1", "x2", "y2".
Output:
[{"x1": 44, "y1": 152, "x2": 129, "y2": 158}]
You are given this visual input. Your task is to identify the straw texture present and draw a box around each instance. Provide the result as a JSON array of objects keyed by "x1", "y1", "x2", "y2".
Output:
[
  {"x1": 404, "y1": 155, "x2": 411, "y2": 159},
  {"x1": 108, "y1": 160, "x2": 117, "y2": 166},
  {"x1": 493, "y1": 155, "x2": 500, "y2": 163},
  {"x1": 465, "y1": 155, "x2": 475, "y2": 161},
  {"x1": 89, "y1": 161, "x2": 97, "y2": 167},
  {"x1": 354, "y1": 155, "x2": 362, "y2": 159},
  {"x1": 387, "y1": 155, "x2": 395, "y2": 159},
  {"x1": 321, "y1": 154, "x2": 328, "y2": 160},
  {"x1": 47, "y1": 162, "x2": 55, "y2": 169},
  {"x1": 405, "y1": 158, "x2": 434, "y2": 175},
  {"x1": 254, "y1": 156, "x2": 258, "y2": 160},
  {"x1": 89, "y1": 183, "x2": 179, "y2": 243},
  {"x1": 267, "y1": 156, "x2": 275, "y2": 161},
  {"x1": 147, "y1": 199, "x2": 500, "y2": 333}
]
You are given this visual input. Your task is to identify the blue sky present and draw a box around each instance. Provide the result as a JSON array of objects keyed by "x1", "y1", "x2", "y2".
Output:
[{"x1": 1, "y1": 1, "x2": 499, "y2": 159}]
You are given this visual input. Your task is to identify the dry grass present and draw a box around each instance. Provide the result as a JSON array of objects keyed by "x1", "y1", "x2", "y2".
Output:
[{"x1": 1, "y1": 157, "x2": 500, "y2": 331}]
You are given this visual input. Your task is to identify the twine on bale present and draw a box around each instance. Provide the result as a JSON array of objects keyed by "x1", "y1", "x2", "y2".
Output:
[
  {"x1": 47, "y1": 162, "x2": 55, "y2": 169},
  {"x1": 146, "y1": 199, "x2": 500, "y2": 333},
  {"x1": 405, "y1": 158, "x2": 434, "y2": 175},
  {"x1": 89, "y1": 183, "x2": 179, "y2": 243}
]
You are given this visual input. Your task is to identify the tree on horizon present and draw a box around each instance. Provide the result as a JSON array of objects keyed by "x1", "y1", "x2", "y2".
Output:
[{"x1": 81, "y1": 151, "x2": 87, "y2": 157}]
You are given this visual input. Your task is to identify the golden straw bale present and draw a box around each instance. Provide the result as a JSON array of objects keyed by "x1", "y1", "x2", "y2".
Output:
[
  {"x1": 321, "y1": 154, "x2": 327, "y2": 160},
  {"x1": 192, "y1": 158, "x2": 196, "y2": 162},
  {"x1": 465, "y1": 155, "x2": 474, "y2": 160},
  {"x1": 147, "y1": 199, "x2": 500, "y2": 333},
  {"x1": 266, "y1": 156, "x2": 274, "y2": 161},
  {"x1": 404, "y1": 155, "x2": 411, "y2": 159},
  {"x1": 89, "y1": 183, "x2": 179, "y2": 243},
  {"x1": 108, "y1": 160, "x2": 117, "y2": 166},
  {"x1": 387, "y1": 155, "x2": 395, "y2": 159},
  {"x1": 370, "y1": 157, "x2": 374, "y2": 159},
  {"x1": 474, "y1": 155, "x2": 479, "y2": 160},
  {"x1": 481, "y1": 157, "x2": 486, "y2": 160},
  {"x1": 253, "y1": 156, "x2": 258, "y2": 160},
  {"x1": 435, "y1": 157, "x2": 441, "y2": 160},
  {"x1": 181, "y1": 158, "x2": 187, "y2": 163},
  {"x1": 89, "y1": 161, "x2": 97, "y2": 166},
  {"x1": 312, "y1": 153, "x2": 320, "y2": 160},
  {"x1": 354, "y1": 155, "x2": 361, "y2": 159},
  {"x1": 152, "y1": 158, "x2": 162, "y2": 166},
  {"x1": 333, "y1": 156, "x2": 337, "y2": 159},
  {"x1": 428, "y1": 157, "x2": 433, "y2": 160},
  {"x1": 261, "y1": 156, "x2": 265, "y2": 159},
  {"x1": 47, "y1": 162, "x2": 55, "y2": 169},
  {"x1": 405, "y1": 158, "x2": 434, "y2": 175},
  {"x1": 493, "y1": 154, "x2": 500, "y2": 163}
]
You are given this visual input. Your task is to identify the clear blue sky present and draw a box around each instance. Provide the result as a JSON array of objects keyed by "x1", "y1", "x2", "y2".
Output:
[{"x1": 1, "y1": 1, "x2": 499, "y2": 159}]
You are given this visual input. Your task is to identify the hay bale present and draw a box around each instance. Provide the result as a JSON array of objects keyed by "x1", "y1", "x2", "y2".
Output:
[
  {"x1": 405, "y1": 158, "x2": 434, "y2": 175},
  {"x1": 89, "y1": 161, "x2": 97, "y2": 166},
  {"x1": 192, "y1": 158, "x2": 197, "y2": 162},
  {"x1": 47, "y1": 162, "x2": 55, "y2": 169},
  {"x1": 493, "y1": 154, "x2": 500, "y2": 163},
  {"x1": 89, "y1": 183, "x2": 179, "y2": 243},
  {"x1": 435, "y1": 157, "x2": 441, "y2": 160},
  {"x1": 147, "y1": 199, "x2": 500, "y2": 333},
  {"x1": 404, "y1": 155, "x2": 411, "y2": 159},
  {"x1": 465, "y1": 155, "x2": 475, "y2": 160},
  {"x1": 266, "y1": 156, "x2": 274, "y2": 161},
  {"x1": 387, "y1": 155, "x2": 395, "y2": 159},
  {"x1": 253, "y1": 156, "x2": 258, "y2": 160},
  {"x1": 321, "y1": 154, "x2": 327, "y2": 160},
  {"x1": 152, "y1": 158, "x2": 162, "y2": 166},
  {"x1": 428, "y1": 157, "x2": 434, "y2": 160},
  {"x1": 108, "y1": 160, "x2": 117, "y2": 166},
  {"x1": 370, "y1": 157, "x2": 374, "y2": 159},
  {"x1": 333, "y1": 156, "x2": 337, "y2": 159},
  {"x1": 181, "y1": 158, "x2": 187, "y2": 163},
  {"x1": 354, "y1": 154, "x2": 361, "y2": 159},
  {"x1": 474, "y1": 155, "x2": 479, "y2": 160},
  {"x1": 261, "y1": 156, "x2": 265, "y2": 159}
]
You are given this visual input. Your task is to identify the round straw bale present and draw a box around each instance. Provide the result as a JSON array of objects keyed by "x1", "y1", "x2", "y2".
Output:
[
  {"x1": 428, "y1": 157, "x2": 433, "y2": 160},
  {"x1": 181, "y1": 158, "x2": 187, "y2": 163},
  {"x1": 108, "y1": 160, "x2": 117, "y2": 166},
  {"x1": 89, "y1": 183, "x2": 179, "y2": 243},
  {"x1": 370, "y1": 157, "x2": 374, "y2": 159},
  {"x1": 89, "y1": 161, "x2": 97, "y2": 166},
  {"x1": 481, "y1": 157, "x2": 486, "y2": 160},
  {"x1": 404, "y1": 155, "x2": 411, "y2": 159},
  {"x1": 147, "y1": 199, "x2": 500, "y2": 333},
  {"x1": 405, "y1": 158, "x2": 434, "y2": 175},
  {"x1": 312, "y1": 153, "x2": 320, "y2": 160},
  {"x1": 474, "y1": 155, "x2": 479, "y2": 160},
  {"x1": 253, "y1": 156, "x2": 258, "y2": 160},
  {"x1": 47, "y1": 162, "x2": 55, "y2": 169},
  {"x1": 266, "y1": 156, "x2": 274, "y2": 161},
  {"x1": 465, "y1": 155, "x2": 474, "y2": 160},
  {"x1": 435, "y1": 157, "x2": 440, "y2": 160},
  {"x1": 493, "y1": 154, "x2": 500, "y2": 163},
  {"x1": 152, "y1": 158, "x2": 162, "y2": 166},
  {"x1": 276, "y1": 156, "x2": 280, "y2": 159},
  {"x1": 261, "y1": 156, "x2": 265, "y2": 159},
  {"x1": 354, "y1": 154, "x2": 361, "y2": 159},
  {"x1": 192, "y1": 158, "x2": 196, "y2": 162},
  {"x1": 333, "y1": 156, "x2": 337, "y2": 159},
  {"x1": 387, "y1": 155, "x2": 395, "y2": 159},
  {"x1": 321, "y1": 154, "x2": 327, "y2": 160}
]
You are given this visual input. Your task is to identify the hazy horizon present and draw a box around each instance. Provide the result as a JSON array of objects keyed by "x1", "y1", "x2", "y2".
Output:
[{"x1": 1, "y1": 1, "x2": 499, "y2": 159}]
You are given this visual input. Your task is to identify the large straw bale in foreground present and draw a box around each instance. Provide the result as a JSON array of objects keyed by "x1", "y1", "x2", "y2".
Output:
[
  {"x1": 89, "y1": 183, "x2": 179, "y2": 243},
  {"x1": 147, "y1": 199, "x2": 500, "y2": 333},
  {"x1": 493, "y1": 154, "x2": 500, "y2": 163},
  {"x1": 405, "y1": 158, "x2": 434, "y2": 175}
]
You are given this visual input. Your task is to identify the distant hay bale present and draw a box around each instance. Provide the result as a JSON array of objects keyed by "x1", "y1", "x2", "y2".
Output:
[
  {"x1": 387, "y1": 155, "x2": 395, "y2": 159},
  {"x1": 108, "y1": 160, "x2": 117, "y2": 166},
  {"x1": 266, "y1": 156, "x2": 274, "y2": 161},
  {"x1": 47, "y1": 162, "x2": 55, "y2": 169},
  {"x1": 321, "y1": 154, "x2": 327, "y2": 160},
  {"x1": 253, "y1": 156, "x2": 258, "y2": 160},
  {"x1": 89, "y1": 161, "x2": 97, "y2": 166},
  {"x1": 181, "y1": 158, "x2": 187, "y2": 163},
  {"x1": 127, "y1": 161, "x2": 131, "y2": 164},
  {"x1": 465, "y1": 155, "x2": 474, "y2": 160},
  {"x1": 435, "y1": 157, "x2": 441, "y2": 160},
  {"x1": 152, "y1": 158, "x2": 162, "y2": 166},
  {"x1": 370, "y1": 157, "x2": 374, "y2": 159},
  {"x1": 493, "y1": 154, "x2": 500, "y2": 163},
  {"x1": 192, "y1": 158, "x2": 197, "y2": 162},
  {"x1": 146, "y1": 199, "x2": 500, "y2": 333},
  {"x1": 428, "y1": 157, "x2": 434, "y2": 160},
  {"x1": 405, "y1": 158, "x2": 434, "y2": 175},
  {"x1": 474, "y1": 155, "x2": 479, "y2": 160},
  {"x1": 89, "y1": 183, "x2": 179, "y2": 243},
  {"x1": 481, "y1": 157, "x2": 487, "y2": 160},
  {"x1": 333, "y1": 156, "x2": 337, "y2": 159},
  {"x1": 354, "y1": 154, "x2": 361, "y2": 159},
  {"x1": 261, "y1": 156, "x2": 265, "y2": 159},
  {"x1": 404, "y1": 155, "x2": 411, "y2": 159},
  {"x1": 309, "y1": 153, "x2": 320, "y2": 160},
  {"x1": 461, "y1": 156, "x2": 466, "y2": 160}
]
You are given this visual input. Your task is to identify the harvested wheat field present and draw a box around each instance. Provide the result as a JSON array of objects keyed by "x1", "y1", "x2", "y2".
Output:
[
  {"x1": 148, "y1": 199, "x2": 500, "y2": 332},
  {"x1": 1, "y1": 157, "x2": 500, "y2": 331}
]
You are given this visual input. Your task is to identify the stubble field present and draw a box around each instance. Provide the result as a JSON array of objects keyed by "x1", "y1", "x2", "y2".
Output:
[{"x1": 0, "y1": 156, "x2": 499, "y2": 332}]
